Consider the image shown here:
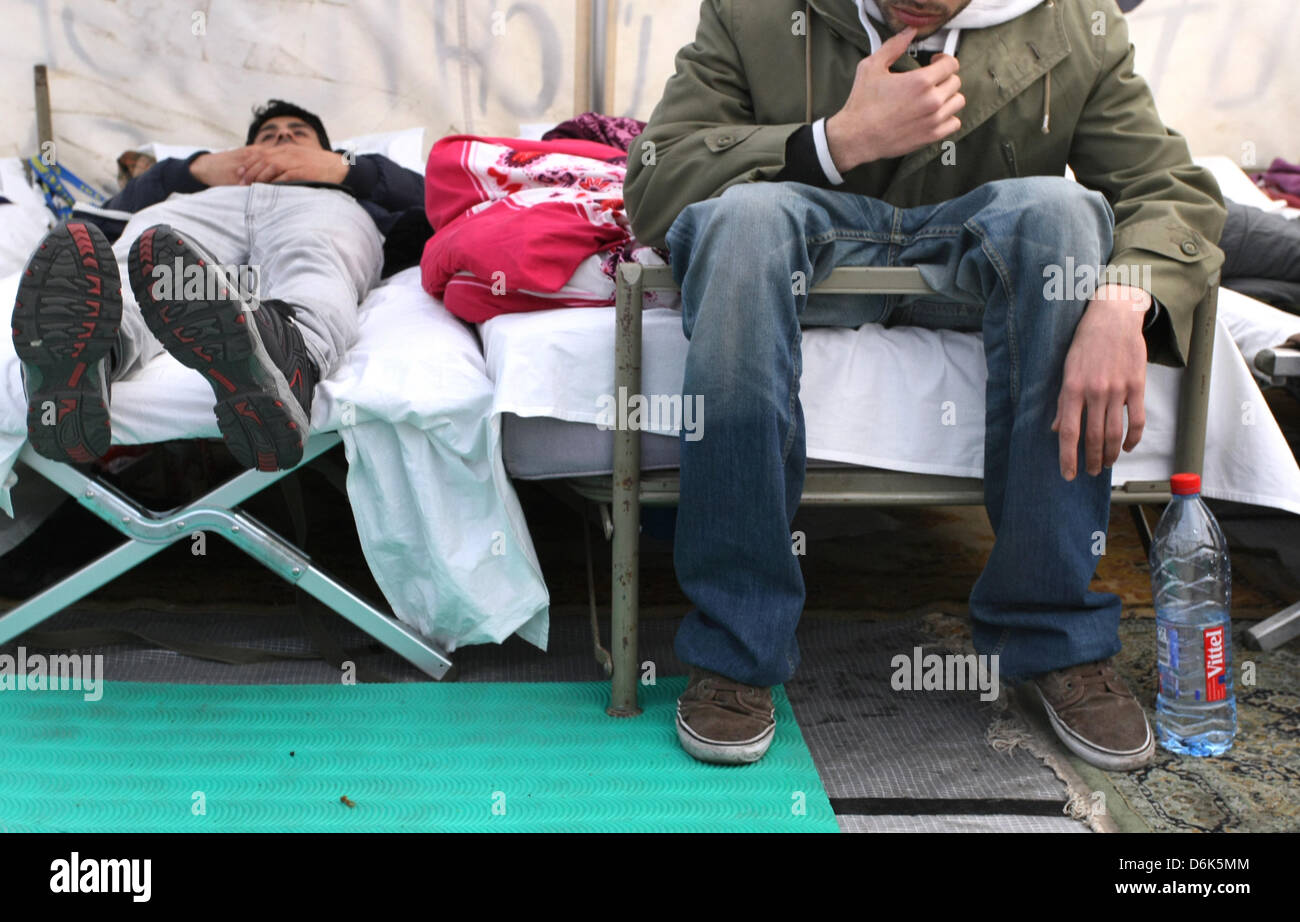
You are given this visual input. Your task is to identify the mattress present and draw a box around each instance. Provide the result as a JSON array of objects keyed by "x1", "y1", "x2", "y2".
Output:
[
  {"x1": 483, "y1": 288, "x2": 1300, "y2": 515},
  {"x1": 0, "y1": 267, "x2": 550, "y2": 653}
]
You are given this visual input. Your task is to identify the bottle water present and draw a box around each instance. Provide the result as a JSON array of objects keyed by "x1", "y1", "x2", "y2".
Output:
[{"x1": 1149, "y1": 472, "x2": 1236, "y2": 756}]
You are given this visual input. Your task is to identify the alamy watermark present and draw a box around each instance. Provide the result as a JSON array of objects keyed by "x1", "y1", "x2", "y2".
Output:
[
  {"x1": 50, "y1": 852, "x2": 150, "y2": 902},
  {"x1": 150, "y1": 258, "x2": 261, "y2": 306},
  {"x1": 1042, "y1": 258, "x2": 1153, "y2": 304},
  {"x1": 595, "y1": 386, "x2": 704, "y2": 442},
  {"x1": 0, "y1": 646, "x2": 104, "y2": 701},
  {"x1": 891, "y1": 646, "x2": 1000, "y2": 702}
]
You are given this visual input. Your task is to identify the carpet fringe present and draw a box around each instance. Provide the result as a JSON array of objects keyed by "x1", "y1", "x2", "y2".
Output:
[
  {"x1": 921, "y1": 611, "x2": 1118, "y2": 832},
  {"x1": 987, "y1": 695, "x2": 1118, "y2": 833}
]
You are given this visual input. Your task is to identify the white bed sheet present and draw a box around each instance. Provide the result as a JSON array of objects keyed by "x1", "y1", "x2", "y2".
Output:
[
  {"x1": 482, "y1": 287, "x2": 1300, "y2": 515},
  {"x1": 0, "y1": 267, "x2": 549, "y2": 653}
]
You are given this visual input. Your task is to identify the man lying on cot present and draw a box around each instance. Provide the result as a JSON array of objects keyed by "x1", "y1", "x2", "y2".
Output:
[
  {"x1": 11, "y1": 100, "x2": 424, "y2": 471},
  {"x1": 626, "y1": 0, "x2": 1225, "y2": 771}
]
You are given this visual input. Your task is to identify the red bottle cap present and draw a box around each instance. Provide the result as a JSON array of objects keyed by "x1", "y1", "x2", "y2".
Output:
[{"x1": 1170, "y1": 472, "x2": 1201, "y2": 495}]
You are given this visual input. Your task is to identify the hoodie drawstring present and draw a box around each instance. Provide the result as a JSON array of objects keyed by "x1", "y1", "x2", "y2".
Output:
[{"x1": 1042, "y1": 70, "x2": 1052, "y2": 134}]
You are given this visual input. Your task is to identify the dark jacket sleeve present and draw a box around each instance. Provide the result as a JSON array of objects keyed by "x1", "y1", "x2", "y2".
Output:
[
  {"x1": 103, "y1": 152, "x2": 208, "y2": 213},
  {"x1": 343, "y1": 154, "x2": 425, "y2": 218},
  {"x1": 343, "y1": 153, "x2": 430, "y2": 275}
]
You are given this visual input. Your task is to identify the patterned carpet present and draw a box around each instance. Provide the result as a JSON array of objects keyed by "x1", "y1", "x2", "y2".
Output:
[
  {"x1": 925, "y1": 610, "x2": 1300, "y2": 832},
  {"x1": 1102, "y1": 617, "x2": 1300, "y2": 832}
]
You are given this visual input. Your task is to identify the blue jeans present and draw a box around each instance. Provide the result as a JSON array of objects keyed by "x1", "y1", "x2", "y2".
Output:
[{"x1": 665, "y1": 177, "x2": 1124, "y2": 686}]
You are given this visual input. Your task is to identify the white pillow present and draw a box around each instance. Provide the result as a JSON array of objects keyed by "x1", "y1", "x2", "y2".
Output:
[
  {"x1": 0, "y1": 158, "x2": 53, "y2": 277},
  {"x1": 336, "y1": 127, "x2": 425, "y2": 174},
  {"x1": 138, "y1": 126, "x2": 426, "y2": 175},
  {"x1": 0, "y1": 157, "x2": 53, "y2": 215}
]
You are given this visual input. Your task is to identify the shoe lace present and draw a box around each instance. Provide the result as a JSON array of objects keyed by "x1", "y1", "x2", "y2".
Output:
[
  {"x1": 1061, "y1": 661, "x2": 1121, "y2": 698},
  {"x1": 692, "y1": 676, "x2": 763, "y2": 716}
]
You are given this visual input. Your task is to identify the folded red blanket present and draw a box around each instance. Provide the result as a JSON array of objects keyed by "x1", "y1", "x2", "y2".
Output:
[{"x1": 420, "y1": 134, "x2": 668, "y2": 322}]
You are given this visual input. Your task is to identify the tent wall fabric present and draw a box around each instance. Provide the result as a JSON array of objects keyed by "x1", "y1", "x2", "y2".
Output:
[{"x1": 0, "y1": 0, "x2": 582, "y2": 190}]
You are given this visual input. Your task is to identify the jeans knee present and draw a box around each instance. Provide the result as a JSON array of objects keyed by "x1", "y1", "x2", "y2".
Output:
[
  {"x1": 668, "y1": 182, "x2": 815, "y2": 265},
  {"x1": 995, "y1": 177, "x2": 1114, "y2": 260}
]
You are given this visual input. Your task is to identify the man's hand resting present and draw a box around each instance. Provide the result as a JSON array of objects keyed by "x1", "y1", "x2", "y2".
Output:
[
  {"x1": 824, "y1": 26, "x2": 965, "y2": 174},
  {"x1": 237, "y1": 144, "x2": 351, "y2": 185},
  {"x1": 188, "y1": 148, "x2": 258, "y2": 187},
  {"x1": 1052, "y1": 285, "x2": 1152, "y2": 481}
]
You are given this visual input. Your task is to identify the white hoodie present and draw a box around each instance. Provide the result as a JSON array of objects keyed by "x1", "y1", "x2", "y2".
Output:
[{"x1": 857, "y1": 0, "x2": 1046, "y2": 56}]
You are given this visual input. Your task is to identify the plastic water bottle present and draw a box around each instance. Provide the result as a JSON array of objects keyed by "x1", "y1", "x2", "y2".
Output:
[{"x1": 1149, "y1": 472, "x2": 1236, "y2": 756}]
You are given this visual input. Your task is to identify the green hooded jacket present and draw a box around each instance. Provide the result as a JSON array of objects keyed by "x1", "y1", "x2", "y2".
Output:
[{"x1": 625, "y1": 0, "x2": 1226, "y2": 367}]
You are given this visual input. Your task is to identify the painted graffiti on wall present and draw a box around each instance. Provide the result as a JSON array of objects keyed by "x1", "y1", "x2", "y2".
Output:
[{"x1": 0, "y1": 0, "x2": 577, "y2": 186}]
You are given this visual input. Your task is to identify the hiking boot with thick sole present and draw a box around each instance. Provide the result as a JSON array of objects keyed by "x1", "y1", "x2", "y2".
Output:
[
  {"x1": 12, "y1": 221, "x2": 121, "y2": 463},
  {"x1": 127, "y1": 224, "x2": 317, "y2": 472},
  {"x1": 1031, "y1": 659, "x2": 1155, "y2": 772},
  {"x1": 676, "y1": 667, "x2": 776, "y2": 765}
]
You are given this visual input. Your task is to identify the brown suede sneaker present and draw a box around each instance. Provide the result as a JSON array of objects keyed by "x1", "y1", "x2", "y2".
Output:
[
  {"x1": 1031, "y1": 659, "x2": 1155, "y2": 772},
  {"x1": 676, "y1": 668, "x2": 776, "y2": 765}
]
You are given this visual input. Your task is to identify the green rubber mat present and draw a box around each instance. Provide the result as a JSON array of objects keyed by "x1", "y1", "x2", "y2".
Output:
[{"x1": 0, "y1": 678, "x2": 836, "y2": 832}]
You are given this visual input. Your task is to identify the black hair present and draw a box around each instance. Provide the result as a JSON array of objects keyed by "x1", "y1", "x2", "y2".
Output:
[{"x1": 246, "y1": 100, "x2": 331, "y2": 150}]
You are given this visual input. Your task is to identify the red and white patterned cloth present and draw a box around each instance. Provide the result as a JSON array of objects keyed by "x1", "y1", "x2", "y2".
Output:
[{"x1": 420, "y1": 134, "x2": 673, "y2": 322}]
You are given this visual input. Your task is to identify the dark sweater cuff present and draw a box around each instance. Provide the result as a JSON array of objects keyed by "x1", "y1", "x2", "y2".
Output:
[
  {"x1": 774, "y1": 124, "x2": 834, "y2": 188},
  {"x1": 344, "y1": 155, "x2": 381, "y2": 199},
  {"x1": 170, "y1": 151, "x2": 211, "y2": 194}
]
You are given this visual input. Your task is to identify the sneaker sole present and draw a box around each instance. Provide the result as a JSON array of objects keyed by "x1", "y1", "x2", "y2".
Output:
[
  {"x1": 127, "y1": 224, "x2": 307, "y2": 472},
  {"x1": 12, "y1": 222, "x2": 120, "y2": 463},
  {"x1": 676, "y1": 708, "x2": 776, "y2": 765},
  {"x1": 1032, "y1": 683, "x2": 1155, "y2": 772}
]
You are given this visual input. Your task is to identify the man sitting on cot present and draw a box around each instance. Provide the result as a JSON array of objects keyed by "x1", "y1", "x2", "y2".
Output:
[
  {"x1": 625, "y1": 0, "x2": 1226, "y2": 771},
  {"x1": 12, "y1": 100, "x2": 424, "y2": 471}
]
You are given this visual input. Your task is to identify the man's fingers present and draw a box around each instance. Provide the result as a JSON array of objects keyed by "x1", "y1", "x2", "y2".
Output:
[
  {"x1": 870, "y1": 26, "x2": 918, "y2": 70},
  {"x1": 933, "y1": 88, "x2": 966, "y2": 124},
  {"x1": 918, "y1": 52, "x2": 961, "y2": 84},
  {"x1": 1123, "y1": 391, "x2": 1146, "y2": 452},
  {"x1": 245, "y1": 160, "x2": 283, "y2": 185},
  {"x1": 1084, "y1": 394, "x2": 1106, "y2": 476},
  {"x1": 1103, "y1": 397, "x2": 1126, "y2": 469},
  {"x1": 932, "y1": 72, "x2": 962, "y2": 103},
  {"x1": 1056, "y1": 387, "x2": 1083, "y2": 480}
]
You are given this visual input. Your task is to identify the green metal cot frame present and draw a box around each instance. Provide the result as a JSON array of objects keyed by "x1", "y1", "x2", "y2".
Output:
[
  {"x1": 569, "y1": 262, "x2": 1222, "y2": 716},
  {"x1": 2, "y1": 66, "x2": 455, "y2": 679},
  {"x1": 0, "y1": 432, "x2": 456, "y2": 679}
]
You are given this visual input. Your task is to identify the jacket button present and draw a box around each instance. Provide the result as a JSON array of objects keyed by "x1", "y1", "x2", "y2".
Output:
[
  {"x1": 1181, "y1": 240, "x2": 1199, "y2": 255},
  {"x1": 717, "y1": 135, "x2": 733, "y2": 146}
]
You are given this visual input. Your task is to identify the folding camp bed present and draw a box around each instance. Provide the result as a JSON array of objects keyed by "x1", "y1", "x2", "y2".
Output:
[
  {"x1": 562, "y1": 263, "x2": 1223, "y2": 716},
  {"x1": 0, "y1": 432, "x2": 455, "y2": 678}
]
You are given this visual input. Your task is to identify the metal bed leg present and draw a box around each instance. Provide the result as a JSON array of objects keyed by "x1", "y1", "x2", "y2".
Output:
[
  {"x1": 608, "y1": 263, "x2": 644, "y2": 716},
  {"x1": 1174, "y1": 279, "x2": 1219, "y2": 476},
  {"x1": 1129, "y1": 505, "x2": 1154, "y2": 557}
]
